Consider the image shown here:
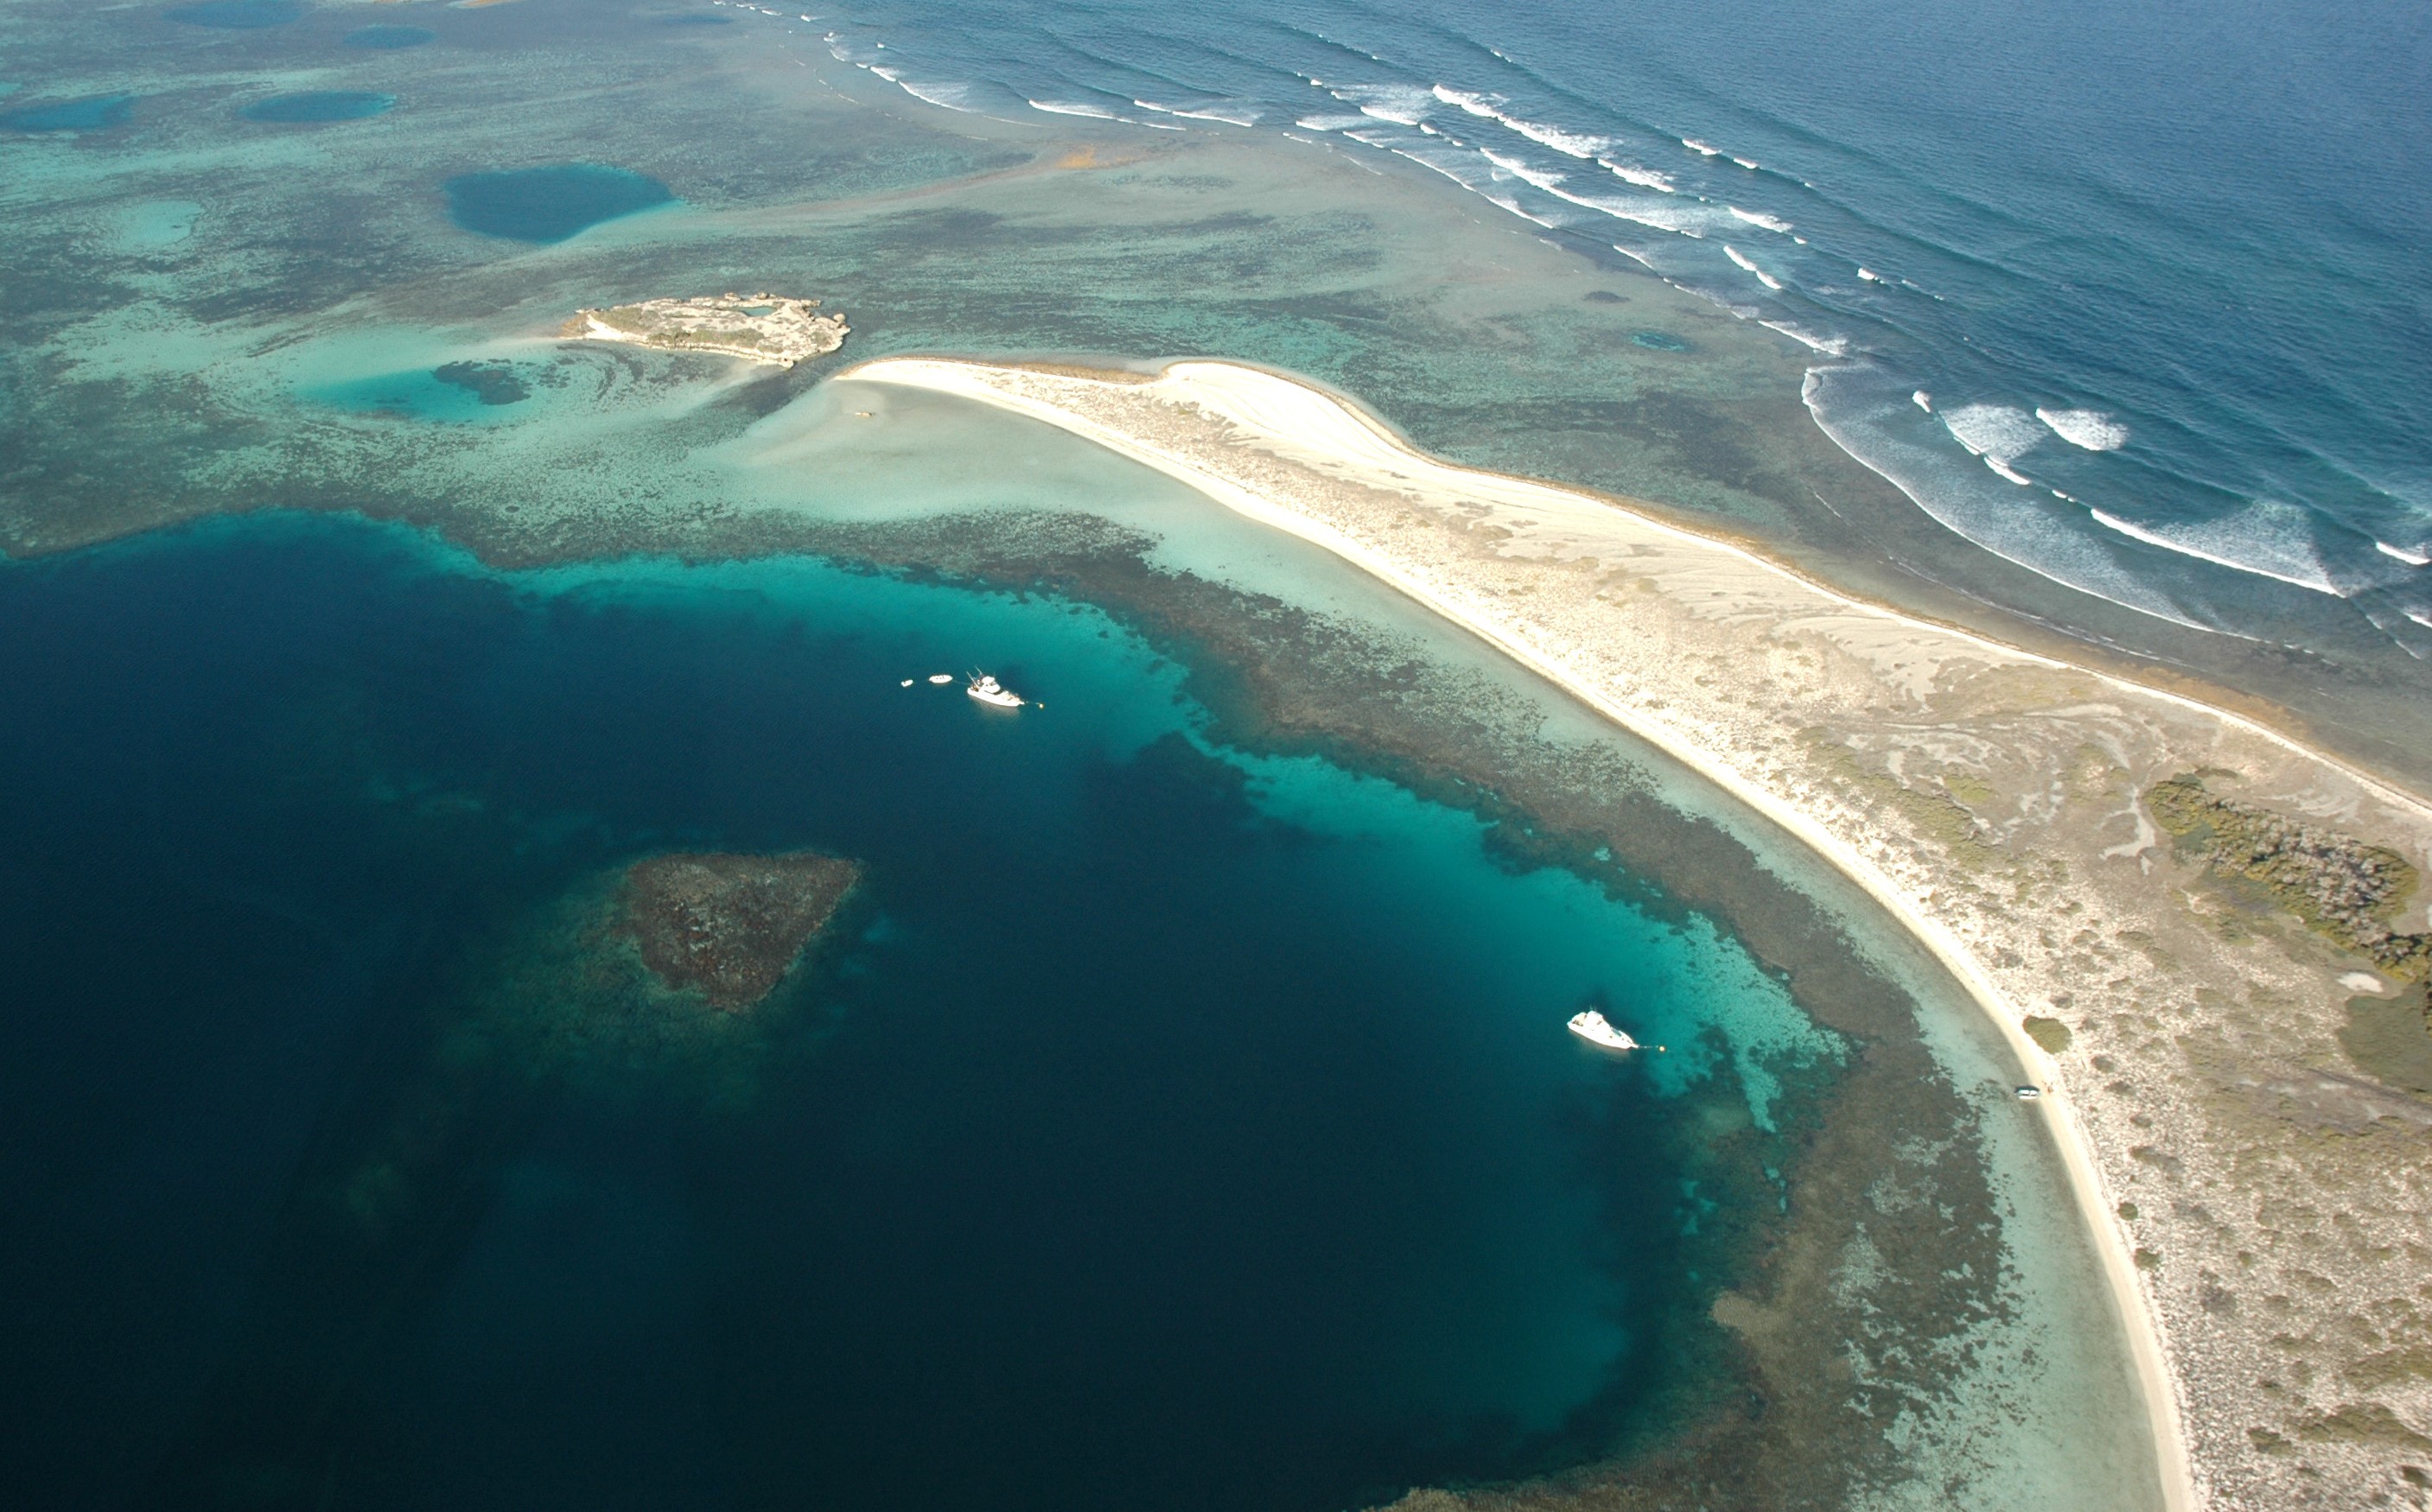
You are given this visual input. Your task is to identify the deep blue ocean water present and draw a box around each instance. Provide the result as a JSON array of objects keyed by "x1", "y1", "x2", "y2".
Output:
[
  {"x1": 0, "y1": 515, "x2": 1818, "y2": 1509},
  {"x1": 730, "y1": 0, "x2": 2431, "y2": 648}
]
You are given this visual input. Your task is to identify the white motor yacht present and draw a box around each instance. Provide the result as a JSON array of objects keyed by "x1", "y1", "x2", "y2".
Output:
[
  {"x1": 1566, "y1": 1009, "x2": 1639, "y2": 1051},
  {"x1": 966, "y1": 672, "x2": 1022, "y2": 709}
]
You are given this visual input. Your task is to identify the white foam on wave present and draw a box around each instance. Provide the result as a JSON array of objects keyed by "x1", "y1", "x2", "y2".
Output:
[
  {"x1": 1480, "y1": 148, "x2": 1567, "y2": 194},
  {"x1": 1683, "y1": 137, "x2": 1721, "y2": 156},
  {"x1": 1600, "y1": 160, "x2": 1678, "y2": 193},
  {"x1": 1134, "y1": 98, "x2": 1259, "y2": 127},
  {"x1": 1940, "y1": 403, "x2": 2045, "y2": 466},
  {"x1": 1731, "y1": 156, "x2": 1760, "y2": 170},
  {"x1": 1984, "y1": 456, "x2": 2034, "y2": 486},
  {"x1": 1513, "y1": 118, "x2": 1613, "y2": 157},
  {"x1": 1538, "y1": 181, "x2": 1722, "y2": 238},
  {"x1": 1433, "y1": 84, "x2": 1500, "y2": 119},
  {"x1": 1728, "y1": 206, "x2": 1792, "y2": 232},
  {"x1": 1388, "y1": 149, "x2": 1546, "y2": 224},
  {"x1": 2090, "y1": 499, "x2": 2344, "y2": 596},
  {"x1": 2377, "y1": 540, "x2": 2432, "y2": 566},
  {"x1": 1800, "y1": 367, "x2": 2221, "y2": 632},
  {"x1": 1759, "y1": 321, "x2": 1849, "y2": 357},
  {"x1": 897, "y1": 78, "x2": 983, "y2": 113},
  {"x1": 1722, "y1": 244, "x2": 1783, "y2": 290},
  {"x1": 1428, "y1": 84, "x2": 1613, "y2": 158},
  {"x1": 1330, "y1": 82, "x2": 1436, "y2": 126},
  {"x1": 2035, "y1": 406, "x2": 2130, "y2": 451},
  {"x1": 1292, "y1": 113, "x2": 1371, "y2": 131},
  {"x1": 1028, "y1": 98, "x2": 1118, "y2": 119},
  {"x1": 1912, "y1": 390, "x2": 1932, "y2": 412}
]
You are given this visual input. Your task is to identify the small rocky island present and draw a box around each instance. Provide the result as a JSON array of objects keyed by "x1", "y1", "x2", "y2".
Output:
[
  {"x1": 614, "y1": 850, "x2": 864, "y2": 1010},
  {"x1": 562, "y1": 292, "x2": 848, "y2": 367}
]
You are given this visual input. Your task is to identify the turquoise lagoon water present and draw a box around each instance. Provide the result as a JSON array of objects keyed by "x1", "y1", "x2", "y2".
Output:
[
  {"x1": 240, "y1": 91, "x2": 393, "y2": 124},
  {"x1": 341, "y1": 25, "x2": 436, "y2": 51},
  {"x1": 0, "y1": 92, "x2": 133, "y2": 132},
  {"x1": 0, "y1": 512, "x2": 1830, "y2": 1509},
  {"x1": 443, "y1": 164, "x2": 678, "y2": 245},
  {"x1": 163, "y1": 0, "x2": 302, "y2": 30}
]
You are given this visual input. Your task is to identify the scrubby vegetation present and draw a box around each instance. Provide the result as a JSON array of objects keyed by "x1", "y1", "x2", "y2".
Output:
[{"x1": 2148, "y1": 776, "x2": 2430, "y2": 980}]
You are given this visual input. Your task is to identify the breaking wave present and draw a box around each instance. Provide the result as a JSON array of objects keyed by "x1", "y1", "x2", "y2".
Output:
[
  {"x1": 1722, "y1": 244, "x2": 1783, "y2": 290},
  {"x1": 1939, "y1": 403, "x2": 2045, "y2": 466},
  {"x1": 2035, "y1": 407, "x2": 2130, "y2": 451},
  {"x1": 1727, "y1": 206, "x2": 1792, "y2": 232},
  {"x1": 1028, "y1": 98, "x2": 1118, "y2": 118},
  {"x1": 2090, "y1": 502, "x2": 2344, "y2": 596}
]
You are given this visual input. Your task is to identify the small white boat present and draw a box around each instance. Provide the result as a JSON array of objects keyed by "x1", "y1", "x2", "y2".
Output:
[
  {"x1": 1567, "y1": 1009, "x2": 1638, "y2": 1051},
  {"x1": 900, "y1": 678, "x2": 914, "y2": 687},
  {"x1": 966, "y1": 672, "x2": 1022, "y2": 709},
  {"x1": 926, "y1": 673, "x2": 955, "y2": 685}
]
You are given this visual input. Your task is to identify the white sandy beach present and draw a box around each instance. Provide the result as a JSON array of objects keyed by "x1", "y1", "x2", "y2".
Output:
[{"x1": 843, "y1": 355, "x2": 2432, "y2": 1511}]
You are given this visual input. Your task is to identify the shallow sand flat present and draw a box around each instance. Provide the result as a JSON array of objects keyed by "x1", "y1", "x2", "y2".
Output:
[{"x1": 847, "y1": 355, "x2": 2432, "y2": 1511}]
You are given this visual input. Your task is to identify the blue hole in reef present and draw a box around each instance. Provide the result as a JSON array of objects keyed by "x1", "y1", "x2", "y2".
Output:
[
  {"x1": 0, "y1": 94, "x2": 136, "y2": 131},
  {"x1": 342, "y1": 24, "x2": 436, "y2": 49},
  {"x1": 442, "y1": 163, "x2": 676, "y2": 245},
  {"x1": 166, "y1": 0, "x2": 303, "y2": 29},
  {"x1": 1631, "y1": 330, "x2": 1692, "y2": 352},
  {"x1": 241, "y1": 92, "x2": 395, "y2": 124}
]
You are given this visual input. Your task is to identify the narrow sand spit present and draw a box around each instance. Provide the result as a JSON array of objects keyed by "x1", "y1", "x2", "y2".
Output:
[{"x1": 845, "y1": 355, "x2": 2432, "y2": 1510}]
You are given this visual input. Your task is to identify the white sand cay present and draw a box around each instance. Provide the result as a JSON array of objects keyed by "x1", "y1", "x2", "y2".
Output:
[{"x1": 845, "y1": 354, "x2": 2432, "y2": 1511}]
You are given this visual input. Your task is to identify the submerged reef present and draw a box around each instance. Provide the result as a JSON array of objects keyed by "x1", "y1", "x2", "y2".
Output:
[
  {"x1": 2149, "y1": 774, "x2": 2430, "y2": 979},
  {"x1": 563, "y1": 292, "x2": 850, "y2": 368},
  {"x1": 138, "y1": 846, "x2": 864, "y2": 1504},
  {"x1": 614, "y1": 849, "x2": 863, "y2": 1010}
]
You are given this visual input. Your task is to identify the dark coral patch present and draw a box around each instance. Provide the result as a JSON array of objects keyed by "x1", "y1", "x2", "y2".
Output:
[{"x1": 615, "y1": 852, "x2": 863, "y2": 1011}]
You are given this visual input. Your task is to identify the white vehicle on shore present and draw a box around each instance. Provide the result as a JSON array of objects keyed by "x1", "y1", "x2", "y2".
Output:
[
  {"x1": 966, "y1": 672, "x2": 1022, "y2": 708},
  {"x1": 1566, "y1": 1009, "x2": 1639, "y2": 1051}
]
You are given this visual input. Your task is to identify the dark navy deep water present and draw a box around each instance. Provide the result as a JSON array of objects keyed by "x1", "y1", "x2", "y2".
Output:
[
  {"x1": 738, "y1": 0, "x2": 2432, "y2": 645},
  {"x1": 0, "y1": 516, "x2": 1792, "y2": 1510}
]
